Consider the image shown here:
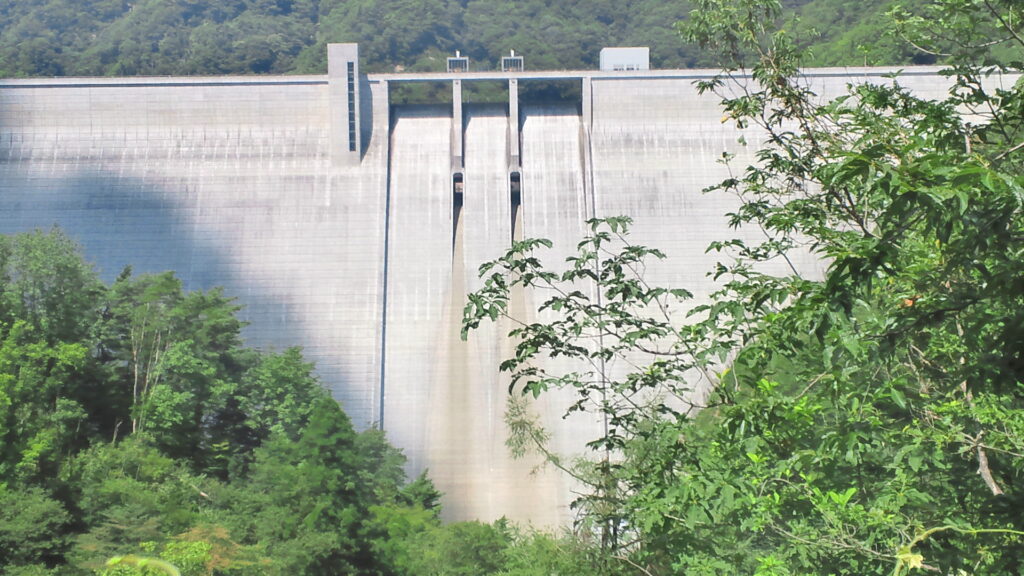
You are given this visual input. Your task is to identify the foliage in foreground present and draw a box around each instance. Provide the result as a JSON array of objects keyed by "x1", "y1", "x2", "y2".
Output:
[{"x1": 464, "y1": 0, "x2": 1024, "y2": 574}]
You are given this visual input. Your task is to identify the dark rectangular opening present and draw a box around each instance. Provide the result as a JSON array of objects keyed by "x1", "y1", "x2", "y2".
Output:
[
  {"x1": 510, "y1": 171, "x2": 522, "y2": 206},
  {"x1": 510, "y1": 171, "x2": 521, "y2": 243},
  {"x1": 453, "y1": 172, "x2": 464, "y2": 251},
  {"x1": 453, "y1": 172, "x2": 464, "y2": 208}
]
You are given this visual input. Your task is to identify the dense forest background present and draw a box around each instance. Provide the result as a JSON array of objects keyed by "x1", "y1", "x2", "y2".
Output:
[{"x1": 0, "y1": 0, "x2": 983, "y2": 78}]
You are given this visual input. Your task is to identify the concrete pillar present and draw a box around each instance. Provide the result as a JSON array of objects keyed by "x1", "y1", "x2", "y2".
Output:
[
  {"x1": 377, "y1": 80, "x2": 390, "y2": 148},
  {"x1": 580, "y1": 76, "x2": 595, "y2": 220},
  {"x1": 581, "y1": 76, "x2": 593, "y2": 130},
  {"x1": 452, "y1": 79, "x2": 464, "y2": 170},
  {"x1": 328, "y1": 43, "x2": 361, "y2": 167},
  {"x1": 508, "y1": 78, "x2": 520, "y2": 168}
]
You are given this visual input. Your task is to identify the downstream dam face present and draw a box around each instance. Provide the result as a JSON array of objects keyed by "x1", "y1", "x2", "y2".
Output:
[{"x1": 0, "y1": 44, "x2": 963, "y2": 525}]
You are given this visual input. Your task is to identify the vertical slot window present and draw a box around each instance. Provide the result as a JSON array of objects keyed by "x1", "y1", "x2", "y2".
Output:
[{"x1": 347, "y1": 62, "x2": 356, "y2": 152}]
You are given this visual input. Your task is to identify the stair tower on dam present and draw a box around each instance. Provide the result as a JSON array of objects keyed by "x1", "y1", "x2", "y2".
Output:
[{"x1": 0, "y1": 44, "x2": 969, "y2": 525}]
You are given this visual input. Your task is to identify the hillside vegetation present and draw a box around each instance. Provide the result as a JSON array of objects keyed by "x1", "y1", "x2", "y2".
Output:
[{"x1": 0, "y1": 0, "x2": 971, "y2": 78}]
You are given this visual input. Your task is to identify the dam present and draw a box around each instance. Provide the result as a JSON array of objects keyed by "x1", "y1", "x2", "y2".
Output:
[{"x1": 0, "y1": 44, "x2": 962, "y2": 525}]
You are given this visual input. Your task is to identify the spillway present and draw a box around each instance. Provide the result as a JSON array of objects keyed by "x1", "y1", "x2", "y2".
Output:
[
  {"x1": 518, "y1": 103, "x2": 606, "y2": 509},
  {"x1": 381, "y1": 105, "x2": 453, "y2": 475},
  {"x1": 430, "y1": 104, "x2": 512, "y2": 521}
]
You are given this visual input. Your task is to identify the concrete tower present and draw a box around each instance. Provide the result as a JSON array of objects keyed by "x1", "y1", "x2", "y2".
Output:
[{"x1": 328, "y1": 43, "x2": 362, "y2": 166}]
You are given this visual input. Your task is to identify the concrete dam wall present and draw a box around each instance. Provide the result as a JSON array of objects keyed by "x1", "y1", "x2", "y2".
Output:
[{"x1": 0, "y1": 44, "x2": 969, "y2": 525}]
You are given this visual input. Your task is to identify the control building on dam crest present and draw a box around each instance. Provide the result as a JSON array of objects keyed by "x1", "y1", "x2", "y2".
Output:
[{"x1": 0, "y1": 44, "x2": 964, "y2": 525}]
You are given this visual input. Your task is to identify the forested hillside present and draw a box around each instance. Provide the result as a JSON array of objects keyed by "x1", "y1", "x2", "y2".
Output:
[{"x1": 0, "y1": 0, "x2": 970, "y2": 78}]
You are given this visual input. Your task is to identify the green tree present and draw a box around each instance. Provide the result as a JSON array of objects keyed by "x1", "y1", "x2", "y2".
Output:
[
  {"x1": 393, "y1": 520, "x2": 511, "y2": 576},
  {"x1": 67, "y1": 439, "x2": 208, "y2": 566},
  {"x1": 0, "y1": 230, "x2": 100, "y2": 488},
  {"x1": 0, "y1": 320, "x2": 89, "y2": 485},
  {"x1": 219, "y1": 396, "x2": 392, "y2": 575},
  {"x1": 0, "y1": 486, "x2": 72, "y2": 570},
  {"x1": 99, "y1": 540, "x2": 211, "y2": 576},
  {"x1": 235, "y1": 348, "x2": 320, "y2": 441},
  {"x1": 0, "y1": 228, "x2": 103, "y2": 344},
  {"x1": 95, "y1": 270, "x2": 246, "y2": 465}
]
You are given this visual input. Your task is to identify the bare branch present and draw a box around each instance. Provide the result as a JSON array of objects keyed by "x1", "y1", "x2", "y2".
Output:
[
  {"x1": 982, "y1": 0, "x2": 1024, "y2": 49},
  {"x1": 613, "y1": 554, "x2": 657, "y2": 576},
  {"x1": 994, "y1": 139, "x2": 1024, "y2": 162},
  {"x1": 975, "y1": 438, "x2": 1005, "y2": 496}
]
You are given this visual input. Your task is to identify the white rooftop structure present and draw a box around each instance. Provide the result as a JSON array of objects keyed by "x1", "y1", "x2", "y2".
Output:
[{"x1": 599, "y1": 46, "x2": 650, "y2": 71}]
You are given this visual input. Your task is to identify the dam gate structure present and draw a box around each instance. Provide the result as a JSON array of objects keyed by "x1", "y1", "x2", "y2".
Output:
[{"x1": 0, "y1": 44, "x2": 966, "y2": 525}]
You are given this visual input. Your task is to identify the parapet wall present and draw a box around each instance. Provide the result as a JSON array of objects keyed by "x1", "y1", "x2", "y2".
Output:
[{"x1": 0, "y1": 47, "x2": 986, "y2": 526}]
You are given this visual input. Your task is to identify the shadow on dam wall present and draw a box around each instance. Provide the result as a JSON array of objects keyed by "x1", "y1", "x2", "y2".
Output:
[
  {"x1": 360, "y1": 75, "x2": 374, "y2": 160},
  {"x1": 0, "y1": 107, "x2": 351, "y2": 412},
  {"x1": 1, "y1": 170, "x2": 218, "y2": 283},
  {"x1": 0, "y1": 165, "x2": 311, "y2": 359}
]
